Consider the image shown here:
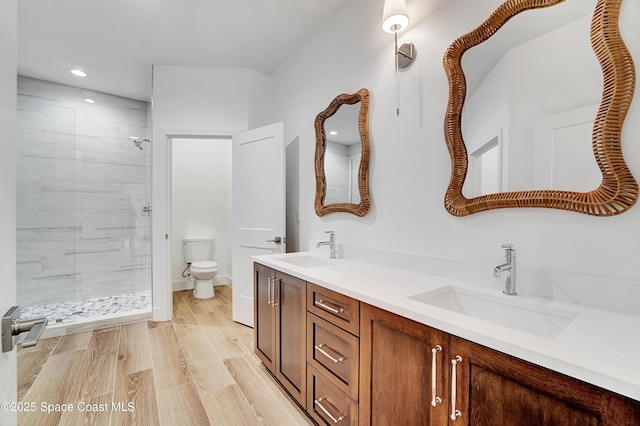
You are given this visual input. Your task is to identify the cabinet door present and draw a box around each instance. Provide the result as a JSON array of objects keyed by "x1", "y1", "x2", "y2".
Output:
[
  {"x1": 254, "y1": 263, "x2": 276, "y2": 372},
  {"x1": 275, "y1": 272, "x2": 307, "y2": 408},
  {"x1": 360, "y1": 303, "x2": 449, "y2": 426},
  {"x1": 449, "y1": 336, "x2": 640, "y2": 426}
]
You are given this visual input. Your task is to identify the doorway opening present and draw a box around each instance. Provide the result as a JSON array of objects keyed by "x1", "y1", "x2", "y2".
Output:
[{"x1": 169, "y1": 136, "x2": 233, "y2": 297}]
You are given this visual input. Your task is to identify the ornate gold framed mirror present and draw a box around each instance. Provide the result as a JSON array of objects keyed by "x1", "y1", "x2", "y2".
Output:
[
  {"x1": 314, "y1": 88, "x2": 371, "y2": 217},
  {"x1": 443, "y1": 0, "x2": 637, "y2": 216}
]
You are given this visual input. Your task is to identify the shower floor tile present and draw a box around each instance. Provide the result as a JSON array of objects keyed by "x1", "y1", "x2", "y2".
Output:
[{"x1": 20, "y1": 290, "x2": 151, "y2": 324}]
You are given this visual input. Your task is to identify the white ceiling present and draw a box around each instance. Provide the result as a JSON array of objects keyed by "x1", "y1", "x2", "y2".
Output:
[{"x1": 17, "y1": 0, "x2": 350, "y2": 101}]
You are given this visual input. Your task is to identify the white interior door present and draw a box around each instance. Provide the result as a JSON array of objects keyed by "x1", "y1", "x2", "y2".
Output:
[
  {"x1": 1, "y1": 1, "x2": 18, "y2": 424},
  {"x1": 534, "y1": 104, "x2": 600, "y2": 191},
  {"x1": 232, "y1": 122, "x2": 285, "y2": 327}
]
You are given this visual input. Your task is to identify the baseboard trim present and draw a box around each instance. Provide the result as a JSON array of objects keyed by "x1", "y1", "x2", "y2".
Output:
[
  {"x1": 173, "y1": 279, "x2": 194, "y2": 292},
  {"x1": 173, "y1": 274, "x2": 232, "y2": 292}
]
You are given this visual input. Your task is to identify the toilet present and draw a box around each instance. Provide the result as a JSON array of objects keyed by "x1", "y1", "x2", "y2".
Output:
[{"x1": 183, "y1": 238, "x2": 219, "y2": 299}]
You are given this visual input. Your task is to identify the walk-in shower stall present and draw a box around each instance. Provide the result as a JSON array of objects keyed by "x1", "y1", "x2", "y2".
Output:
[{"x1": 16, "y1": 76, "x2": 152, "y2": 326}]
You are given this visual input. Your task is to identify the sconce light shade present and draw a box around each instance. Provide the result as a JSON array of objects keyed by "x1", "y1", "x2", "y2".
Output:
[{"x1": 382, "y1": 0, "x2": 409, "y2": 33}]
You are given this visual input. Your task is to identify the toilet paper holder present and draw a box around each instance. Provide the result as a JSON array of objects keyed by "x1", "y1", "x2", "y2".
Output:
[{"x1": 2, "y1": 306, "x2": 47, "y2": 353}]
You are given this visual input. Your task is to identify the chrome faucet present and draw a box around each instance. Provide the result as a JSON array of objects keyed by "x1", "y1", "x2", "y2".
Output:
[
  {"x1": 494, "y1": 244, "x2": 516, "y2": 295},
  {"x1": 316, "y1": 231, "x2": 336, "y2": 259}
]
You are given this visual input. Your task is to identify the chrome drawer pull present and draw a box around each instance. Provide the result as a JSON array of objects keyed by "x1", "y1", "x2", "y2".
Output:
[
  {"x1": 451, "y1": 355, "x2": 462, "y2": 421},
  {"x1": 315, "y1": 343, "x2": 346, "y2": 363},
  {"x1": 315, "y1": 299, "x2": 345, "y2": 315},
  {"x1": 314, "y1": 397, "x2": 346, "y2": 424},
  {"x1": 267, "y1": 277, "x2": 273, "y2": 306},
  {"x1": 431, "y1": 345, "x2": 442, "y2": 407}
]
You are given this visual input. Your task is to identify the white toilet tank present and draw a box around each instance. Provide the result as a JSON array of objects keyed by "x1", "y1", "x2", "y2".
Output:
[{"x1": 183, "y1": 238, "x2": 213, "y2": 263}]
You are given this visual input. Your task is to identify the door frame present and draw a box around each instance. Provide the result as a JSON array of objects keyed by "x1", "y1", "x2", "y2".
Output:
[
  {"x1": 0, "y1": 1, "x2": 17, "y2": 424},
  {"x1": 152, "y1": 128, "x2": 240, "y2": 321}
]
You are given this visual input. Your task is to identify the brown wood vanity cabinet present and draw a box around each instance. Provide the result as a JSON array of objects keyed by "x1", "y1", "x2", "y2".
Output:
[
  {"x1": 359, "y1": 303, "x2": 450, "y2": 425},
  {"x1": 448, "y1": 336, "x2": 640, "y2": 425},
  {"x1": 253, "y1": 263, "x2": 307, "y2": 408},
  {"x1": 255, "y1": 265, "x2": 640, "y2": 425},
  {"x1": 360, "y1": 303, "x2": 640, "y2": 426},
  {"x1": 306, "y1": 283, "x2": 361, "y2": 425}
]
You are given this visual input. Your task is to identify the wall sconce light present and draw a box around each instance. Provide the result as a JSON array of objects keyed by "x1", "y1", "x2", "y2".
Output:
[{"x1": 382, "y1": 0, "x2": 415, "y2": 116}]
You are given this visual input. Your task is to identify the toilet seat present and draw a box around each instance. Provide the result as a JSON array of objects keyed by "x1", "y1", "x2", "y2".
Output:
[{"x1": 191, "y1": 260, "x2": 218, "y2": 271}]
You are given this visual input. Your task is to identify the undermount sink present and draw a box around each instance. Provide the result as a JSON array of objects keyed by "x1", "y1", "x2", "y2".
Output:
[
  {"x1": 409, "y1": 286, "x2": 578, "y2": 339},
  {"x1": 274, "y1": 254, "x2": 333, "y2": 268}
]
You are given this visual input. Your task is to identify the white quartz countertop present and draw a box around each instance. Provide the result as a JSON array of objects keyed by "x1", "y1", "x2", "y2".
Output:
[{"x1": 253, "y1": 252, "x2": 640, "y2": 401}]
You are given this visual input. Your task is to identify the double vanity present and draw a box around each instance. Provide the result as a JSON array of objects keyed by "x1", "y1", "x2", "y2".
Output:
[
  {"x1": 258, "y1": 0, "x2": 640, "y2": 423},
  {"x1": 253, "y1": 252, "x2": 640, "y2": 425}
]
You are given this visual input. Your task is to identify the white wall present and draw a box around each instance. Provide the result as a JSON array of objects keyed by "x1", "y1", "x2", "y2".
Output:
[
  {"x1": 271, "y1": 0, "x2": 640, "y2": 298},
  {"x1": 507, "y1": 16, "x2": 599, "y2": 191},
  {"x1": 286, "y1": 137, "x2": 300, "y2": 253},
  {"x1": 462, "y1": 55, "x2": 507, "y2": 197},
  {"x1": 151, "y1": 65, "x2": 271, "y2": 320},
  {"x1": 0, "y1": 0, "x2": 17, "y2": 424},
  {"x1": 171, "y1": 138, "x2": 232, "y2": 288}
]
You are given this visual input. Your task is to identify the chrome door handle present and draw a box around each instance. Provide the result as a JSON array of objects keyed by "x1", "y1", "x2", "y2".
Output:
[
  {"x1": 266, "y1": 236, "x2": 282, "y2": 243},
  {"x1": 267, "y1": 277, "x2": 273, "y2": 306},
  {"x1": 451, "y1": 355, "x2": 462, "y2": 421},
  {"x1": 272, "y1": 277, "x2": 280, "y2": 306},
  {"x1": 2, "y1": 306, "x2": 47, "y2": 352},
  {"x1": 431, "y1": 345, "x2": 442, "y2": 407}
]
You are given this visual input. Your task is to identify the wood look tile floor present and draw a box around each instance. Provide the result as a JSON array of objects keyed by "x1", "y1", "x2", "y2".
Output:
[{"x1": 17, "y1": 287, "x2": 313, "y2": 426}]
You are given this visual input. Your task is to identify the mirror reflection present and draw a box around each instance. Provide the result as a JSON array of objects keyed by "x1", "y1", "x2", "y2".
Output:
[
  {"x1": 314, "y1": 88, "x2": 370, "y2": 217},
  {"x1": 323, "y1": 103, "x2": 362, "y2": 205},
  {"x1": 461, "y1": 0, "x2": 598, "y2": 198},
  {"x1": 443, "y1": 0, "x2": 638, "y2": 216}
]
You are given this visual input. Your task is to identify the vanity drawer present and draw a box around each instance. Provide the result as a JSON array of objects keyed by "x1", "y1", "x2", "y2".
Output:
[
  {"x1": 307, "y1": 364, "x2": 358, "y2": 426},
  {"x1": 307, "y1": 313, "x2": 359, "y2": 401},
  {"x1": 307, "y1": 283, "x2": 360, "y2": 336}
]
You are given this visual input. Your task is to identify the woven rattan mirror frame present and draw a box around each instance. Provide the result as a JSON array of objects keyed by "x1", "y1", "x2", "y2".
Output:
[
  {"x1": 443, "y1": 0, "x2": 637, "y2": 216},
  {"x1": 314, "y1": 88, "x2": 371, "y2": 217}
]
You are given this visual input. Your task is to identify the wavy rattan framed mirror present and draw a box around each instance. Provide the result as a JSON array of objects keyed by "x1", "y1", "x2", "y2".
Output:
[
  {"x1": 443, "y1": 0, "x2": 637, "y2": 216},
  {"x1": 314, "y1": 88, "x2": 371, "y2": 217}
]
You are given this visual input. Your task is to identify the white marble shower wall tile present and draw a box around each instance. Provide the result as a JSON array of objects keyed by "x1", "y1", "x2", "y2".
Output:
[
  {"x1": 119, "y1": 238, "x2": 151, "y2": 268},
  {"x1": 79, "y1": 269, "x2": 150, "y2": 299},
  {"x1": 19, "y1": 275, "x2": 81, "y2": 307},
  {"x1": 17, "y1": 76, "x2": 151, "y2": 309},
  {"x1": 325, "y1": 141, "x2": 350, "y2": 204},
  {"x1": 80, "y1": 160, "x2": 150, "y2": 185}
]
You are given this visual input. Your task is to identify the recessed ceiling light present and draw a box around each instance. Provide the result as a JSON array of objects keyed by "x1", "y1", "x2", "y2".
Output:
[
  {"x1": 329, "y1": 131, "x2": 338, "y2": 136},
  {"x1": 71, "y1": 69, "x2": 87, "y2": 77},
  {"x1": 84, "y1": 98, "x2": 95, "y2": 104}
]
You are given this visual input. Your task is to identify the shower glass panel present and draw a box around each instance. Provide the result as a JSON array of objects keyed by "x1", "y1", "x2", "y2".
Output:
[{"x1": 16, "y1": 76, "x2": 152, "y2": 325}]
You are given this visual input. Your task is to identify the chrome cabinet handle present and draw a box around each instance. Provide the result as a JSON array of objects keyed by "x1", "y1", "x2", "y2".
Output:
[
  {"x1": 314, "y1": 299, "x2": 345, "y2": 315},
  {"x1": 451, "y1": 355, "x2": 462, "y2": 421},
  {"x1": 314, "y1": 397, "x2": 345, "y2": 424},
  {"x1": 315, "y1": 344, "x2": 346, "y2": 363},
  {"x1": 431, "y1": 345, "x2": 442, "y2": 407},
  {"x1": 267, "y1": 277, "x2": 273, "y2": 306},
  {"x1": 272, "y1": 278, "x2": 280, "y2": 306}
]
